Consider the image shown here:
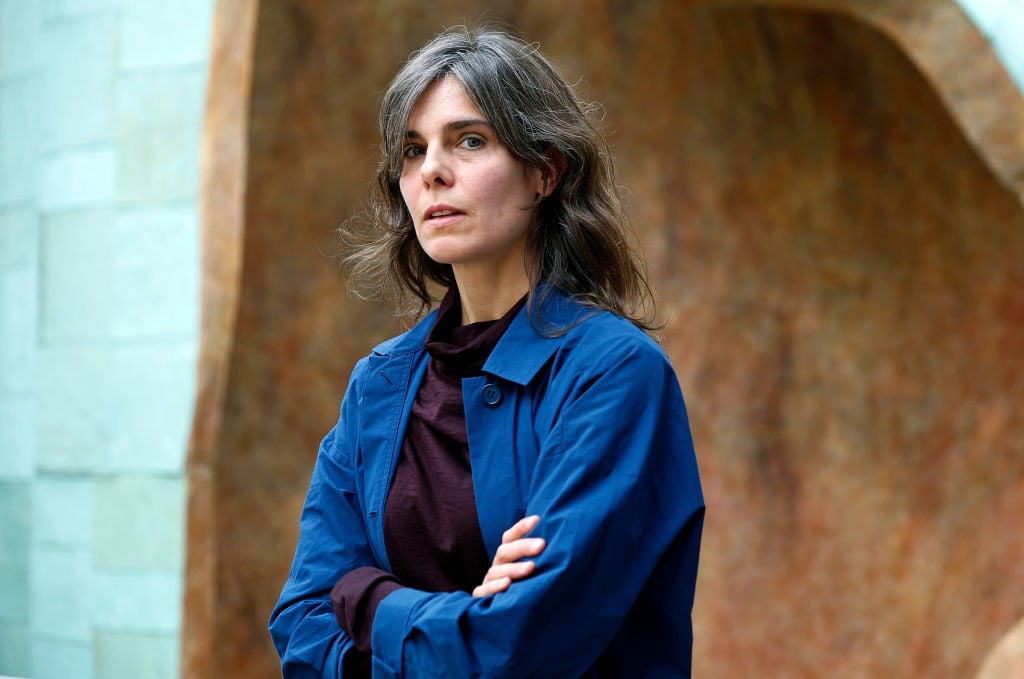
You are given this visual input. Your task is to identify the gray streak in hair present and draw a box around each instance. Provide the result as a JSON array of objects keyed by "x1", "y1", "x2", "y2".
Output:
[{"x1": 343, "y1": 25, "x2": 657, "y2": 332}]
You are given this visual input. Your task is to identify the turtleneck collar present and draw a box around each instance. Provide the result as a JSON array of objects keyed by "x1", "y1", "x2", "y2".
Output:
[{"x1": 424, "y1": 286, "x2": 527, "y2": 378}]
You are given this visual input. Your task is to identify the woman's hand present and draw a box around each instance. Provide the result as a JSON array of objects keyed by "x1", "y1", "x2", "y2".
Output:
[{"x1": 472, "y1": 515, "x2": 546, "y2": 597}]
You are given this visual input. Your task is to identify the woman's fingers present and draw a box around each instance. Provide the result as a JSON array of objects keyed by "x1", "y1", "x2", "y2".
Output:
[
  {"x1": 472, "y1": 515, "x2": 546, "y2": 598},
  {"x1": 493, "y1": 515, "x2": 544, "y2": 566},
  {"x1": 472, "y1": 576, "x2": 511, "y2": 598},
  {"x1": 501, "y1": 514, "x2": 540, "y2": 545},
  {"x1": 486, "y1": 560, "x2": 537, "y2": 583},
  {"x1": 473, "y1": 561, "x2": 536, "y2": 597},
  {"x1": 493, "y1": 537, "x2": 545, "y2": 566}
]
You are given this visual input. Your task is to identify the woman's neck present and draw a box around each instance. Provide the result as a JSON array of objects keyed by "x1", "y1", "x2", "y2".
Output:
[{"x1": 453, "y1": 266, "x2": 529, "y2": 324}]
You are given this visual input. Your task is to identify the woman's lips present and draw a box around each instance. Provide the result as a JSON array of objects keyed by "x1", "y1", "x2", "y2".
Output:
[{"x1": 423, "y1": 206, "x2": 465, "y2": 227}]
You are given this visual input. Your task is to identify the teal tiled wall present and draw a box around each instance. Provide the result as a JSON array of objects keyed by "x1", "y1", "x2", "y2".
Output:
[
  {"x1": 0, "y1": 0, "x2": 40, "y2": 666},
  {"x1": 0, "y1": 0, "x2": 212, "y2": 677}
]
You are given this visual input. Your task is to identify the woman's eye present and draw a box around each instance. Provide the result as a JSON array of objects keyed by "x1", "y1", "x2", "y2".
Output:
[
  {"x1": 459, "y1": 136, "x2": 484, "y2": 150},
  {"x1": 403, "y1": 145, "x2": 425, "y2": 159}
]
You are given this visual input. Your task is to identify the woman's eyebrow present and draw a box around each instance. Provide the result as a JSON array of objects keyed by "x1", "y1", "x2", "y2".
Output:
[
  {"x1": 405, "y1": 118, "x2": 492, "y2": 139},
  {"x1": 446, "y1": 118, "x2": 490, "y2": 131}
]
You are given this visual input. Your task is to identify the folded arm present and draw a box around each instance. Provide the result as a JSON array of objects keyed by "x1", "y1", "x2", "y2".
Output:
[
  {"x1": 269, "y1": 369, "x2": 379, "y2": 678},
  {"x1": 371, "y1": 339, "x2": 703, "y2": 678}
]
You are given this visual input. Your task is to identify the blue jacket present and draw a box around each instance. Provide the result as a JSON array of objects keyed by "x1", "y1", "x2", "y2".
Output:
[{"x1": 269, "y1": 290, "x2": 704, "y2": 678}]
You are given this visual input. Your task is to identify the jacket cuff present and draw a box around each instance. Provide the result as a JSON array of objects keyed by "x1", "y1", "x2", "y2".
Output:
[
  {"x1": 371, "y1": 587, "x2": 434, "y2": 677},
  {"x1": 331, "y1": 566, "x2": 403, "y2": 653}
]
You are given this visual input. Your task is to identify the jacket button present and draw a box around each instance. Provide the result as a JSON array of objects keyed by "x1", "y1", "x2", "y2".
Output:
[{"x1": 481, "y1": 383, "x2": 502, "y2": 406}]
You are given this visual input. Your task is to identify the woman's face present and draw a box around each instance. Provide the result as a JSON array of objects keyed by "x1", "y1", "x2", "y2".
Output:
[{"x1": 399, "y1": 76, "x2": 545, "y2": 283}]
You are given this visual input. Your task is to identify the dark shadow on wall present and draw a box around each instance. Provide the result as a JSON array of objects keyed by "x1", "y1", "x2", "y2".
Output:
[{"x1": 184, "y1": 1, "x2": 1024, "y2": 677}]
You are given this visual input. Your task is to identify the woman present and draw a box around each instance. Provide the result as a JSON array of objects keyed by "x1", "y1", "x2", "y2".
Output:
[{"x1": 269, "y1": 26, "x2": 704, "y2": 678}]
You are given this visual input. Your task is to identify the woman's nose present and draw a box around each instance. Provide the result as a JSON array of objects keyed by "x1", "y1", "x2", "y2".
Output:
[{"x1": 420, "y1": 146, "x2": 453, "y2": 187}]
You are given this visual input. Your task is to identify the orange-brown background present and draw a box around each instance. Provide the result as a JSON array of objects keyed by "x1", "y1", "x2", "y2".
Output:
[{"x1": 184, "y1": 1, "x2": 1024, "y2": 677}]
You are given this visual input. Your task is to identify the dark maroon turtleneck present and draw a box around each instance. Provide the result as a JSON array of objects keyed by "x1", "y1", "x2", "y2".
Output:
[{"x1": 331, "y1": 288, "x2": 526, "y2": 673}]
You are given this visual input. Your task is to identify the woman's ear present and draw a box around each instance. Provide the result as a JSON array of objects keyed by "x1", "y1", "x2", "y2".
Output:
[{"x1": 539, "y1": 148, "x2": 568, "y2": 197}]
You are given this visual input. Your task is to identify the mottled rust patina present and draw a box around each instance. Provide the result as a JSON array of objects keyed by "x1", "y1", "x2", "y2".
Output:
[{"x1": 184, "y1": 2, "x2": 1024, "y2": 677}]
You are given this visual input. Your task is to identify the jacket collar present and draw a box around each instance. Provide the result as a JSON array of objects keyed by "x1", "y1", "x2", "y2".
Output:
[{"x1": 371, "y1": 286, "x2": 594, "y2": 386}]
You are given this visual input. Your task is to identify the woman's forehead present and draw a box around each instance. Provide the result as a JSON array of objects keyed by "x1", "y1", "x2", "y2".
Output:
[{"x1": 407, "y1": 76, "x2": 484, "y2": 125}]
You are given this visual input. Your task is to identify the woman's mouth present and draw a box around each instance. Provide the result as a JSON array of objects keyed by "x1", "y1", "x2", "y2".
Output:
[{"x1": 423, "y1": 205, "x2": 465, "y2": 226}]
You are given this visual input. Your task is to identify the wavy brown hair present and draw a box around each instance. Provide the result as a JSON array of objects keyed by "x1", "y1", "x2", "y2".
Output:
[{"x1": 343, "y1": 26, "x2": 657, "y2": 330}]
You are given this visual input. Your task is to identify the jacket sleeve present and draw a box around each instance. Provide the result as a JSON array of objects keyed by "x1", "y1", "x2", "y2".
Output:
[
  {"x1": 370, "y1": 334, "x2": 704, "y2": 678},
  {"x1": 269, "y1": 361, "x2": 379, "y2": 677}
]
